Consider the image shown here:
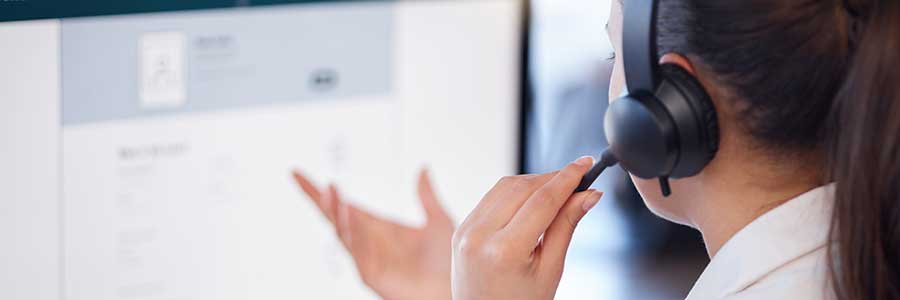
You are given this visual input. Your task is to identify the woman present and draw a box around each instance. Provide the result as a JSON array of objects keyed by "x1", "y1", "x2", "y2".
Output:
[{"x1": 293, "y1": 0, "x2": 900, "y2": 299}]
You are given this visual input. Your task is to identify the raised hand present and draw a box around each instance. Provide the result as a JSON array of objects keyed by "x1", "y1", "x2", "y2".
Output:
[{"x1": 292, "y1": 168, "x2": 454, "y2": 300}]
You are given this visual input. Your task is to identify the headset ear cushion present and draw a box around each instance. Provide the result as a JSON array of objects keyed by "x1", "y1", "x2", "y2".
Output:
[{"x1": 659, "y1": 64, "x2": 720, "y2": 162}]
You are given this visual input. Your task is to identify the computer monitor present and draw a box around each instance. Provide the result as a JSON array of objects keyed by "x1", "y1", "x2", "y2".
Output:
[{"x1": 0, "y1": 1, "x2": 525, "y2": 299}]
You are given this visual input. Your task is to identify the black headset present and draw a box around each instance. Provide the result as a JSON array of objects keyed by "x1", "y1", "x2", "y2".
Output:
[{"x1": 576, "y1": 0, "x2": 719, "y2": 197}]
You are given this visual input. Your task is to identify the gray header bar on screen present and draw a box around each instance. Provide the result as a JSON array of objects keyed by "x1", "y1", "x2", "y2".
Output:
[{"x1": 61, "y1": 1, "x2": 393, "y2": 125}]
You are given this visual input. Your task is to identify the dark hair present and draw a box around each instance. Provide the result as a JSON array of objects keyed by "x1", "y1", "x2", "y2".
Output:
[{"x1": 656, "y1": 0, "x2": 900, "y2": 299}]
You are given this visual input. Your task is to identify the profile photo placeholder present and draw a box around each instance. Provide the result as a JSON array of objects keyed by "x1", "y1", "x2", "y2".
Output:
[{"x1": 139, "y1": 31, "x2": 187, "y2": 109}]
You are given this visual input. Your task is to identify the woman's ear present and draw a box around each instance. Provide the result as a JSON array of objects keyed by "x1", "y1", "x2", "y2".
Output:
[{"x1": 659, "y1": 53, "x2": 698, "y2": 76}]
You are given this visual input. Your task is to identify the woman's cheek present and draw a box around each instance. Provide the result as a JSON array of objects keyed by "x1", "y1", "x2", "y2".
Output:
[{"x1": 608, "y1": 59, "x2": 626, "y2": 102}]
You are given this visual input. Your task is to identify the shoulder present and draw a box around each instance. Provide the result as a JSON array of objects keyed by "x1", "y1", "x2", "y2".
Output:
[
  {"x1": 724, "y1": 246, "x2": 835, "y2": 300},
  {"x1": 687, "y1": 185, "x2": 837, "y2": 300}
]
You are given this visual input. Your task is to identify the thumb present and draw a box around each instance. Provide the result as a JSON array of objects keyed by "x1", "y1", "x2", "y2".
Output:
[
  {"x1": 537, "y1": 190, "x2": 602, "y2": 268},
  {"x1": 417, "y1": 168, "x2": 452, "y2": 223}
]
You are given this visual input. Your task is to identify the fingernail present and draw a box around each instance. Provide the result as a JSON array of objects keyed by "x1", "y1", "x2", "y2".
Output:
[
  {"x1": 582, "y1": 191, "x2": 601, "y2": 212},
  {"x1": 574, "y1": 156, "x2": 594, "y2": 167}
]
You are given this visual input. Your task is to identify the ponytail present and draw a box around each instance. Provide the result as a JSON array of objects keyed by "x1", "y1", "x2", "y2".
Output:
[{"x1": 827, "y1": 0, "x2": 900, "y2": 299}]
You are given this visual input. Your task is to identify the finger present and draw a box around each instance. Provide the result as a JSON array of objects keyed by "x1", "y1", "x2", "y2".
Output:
[
  {"x1": 341, "y1": 203, "x2": 389, "y2": 280},
  {"x1": 338, "y1": 202, "x2": 370, "y2": 272},
  {"x1": 503, "y1": 156, "x2": 594, "y2": 245},
  {"x1": 417, "y1": 168, "x2": 451, "y2": 222},
  {"x1": 335, "y1": 199, "x2": 353, "y2": 249},
  {"x1": 537, "y1": 190, "x2": 602, "y2": 270},
  {"x1": 292, "y1": 170, "x2": 326, "y2": 211},
  {"x1": 477, "y1": 172, "x2": 558, "y2": 228},
  {"x1": 292, "y1": 170, "x2": 322, "y2": 201},
  {"x1": 323, "y1": 184, "x2": 342, "y2": 225},
  {"x1": 459, "y1": 172, "x2": 557, "y2": 230},
  {"x1": 458, "y1": 174, "x2": 523, "y2": 228}
]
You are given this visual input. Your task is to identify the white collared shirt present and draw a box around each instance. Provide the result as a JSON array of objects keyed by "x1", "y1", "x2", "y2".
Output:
[{"x1": 685, "y1": 185, "x2": 836, "y2": 300}]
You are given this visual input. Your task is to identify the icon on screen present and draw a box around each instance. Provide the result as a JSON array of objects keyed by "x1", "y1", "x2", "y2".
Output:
[
  {"x1": 139, "y1": 32, "x2": 187, "y2": 109},
  {"x1": 310, "y1": 68, "x2": 339, "y2": 92}
]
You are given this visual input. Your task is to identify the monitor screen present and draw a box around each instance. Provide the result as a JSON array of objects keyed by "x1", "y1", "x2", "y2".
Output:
[{"x1": 0, "y1": 1, "x2": 524, "y2": 299}]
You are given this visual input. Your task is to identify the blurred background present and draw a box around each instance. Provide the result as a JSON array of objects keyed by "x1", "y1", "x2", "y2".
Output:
[{"x1": 0, "y1": 0, "x2": 706, "y2": 299}]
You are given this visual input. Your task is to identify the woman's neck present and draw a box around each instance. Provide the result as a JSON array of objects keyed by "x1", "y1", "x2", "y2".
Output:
[{"x1": 689, "y1": 153, "x2": 824, "y2": 258}]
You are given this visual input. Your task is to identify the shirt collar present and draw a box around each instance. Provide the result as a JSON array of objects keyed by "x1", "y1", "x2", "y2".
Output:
[{"x1": 685, "y1": 184, "x2": 835, "y2": 299}]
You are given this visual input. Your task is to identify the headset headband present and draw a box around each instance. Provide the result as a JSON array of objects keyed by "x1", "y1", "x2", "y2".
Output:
[{"x1": 623, "y1": 0, "x2": 660, "y2": 94}]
